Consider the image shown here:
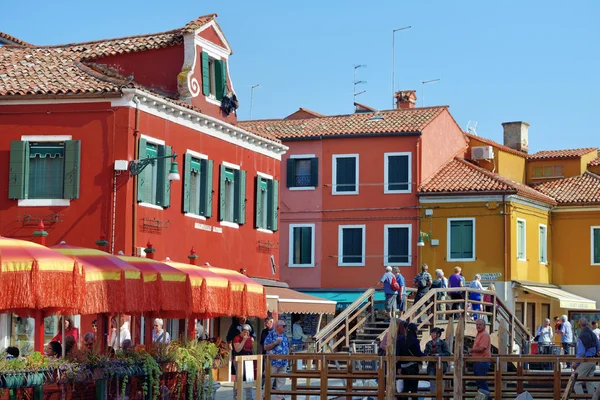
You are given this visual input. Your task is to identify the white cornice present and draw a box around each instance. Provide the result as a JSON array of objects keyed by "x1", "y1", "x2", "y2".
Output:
[
  {"x1": 419, "y1": 195, "x2": 503, "y2": 204},
  {"x1": 506, "y1": 195, "x2": 554, "y2": 212},
  {"x1": 120, "y1": 89, "x2": 288, "y2": 160},
  {"x1": 552, "y1": 206, "x2": 600, "y2": 213}
]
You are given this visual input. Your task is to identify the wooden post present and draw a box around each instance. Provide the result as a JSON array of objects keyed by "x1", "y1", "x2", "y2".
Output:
[
  {"x1": 554, "y1": 357, "x2": 562, "y2": 400},
  {"x1": 236, "y1": 357, "x2": 243, "y2": 399},
  {"x1": 436, "y1": 355, "x2": 443, "y2": 399},
  {"x1": 345, "y1": 356, "x2": 353, "y2": 400},
  {"x1": 494, "y1": 357, "x2": 501, "y2": 400},
  {"x1": 370, "y1": 293, "x2": 376, "y2": 323},
  {"x1": 256, "y1": 355, "x2": 262, "y2": 400},
  {"x1": 320, "y1": 354, "x2": 328, "y2": 398},
  {"x1": 265, "y1": 355, "x2": 272, "y2": 399},
  {"x1": 385, "y1": 317, "x2": 397, "y2": 399},
  {"x1": 378, "y1": 356, "x2": 385, "y2": 399},
  {"x1": 497, "y1": 321, "x2": 508, "y2": 388},
  {"x1": 453, "y1": 315, "x2": 465, "y2": 400},
  {"x1": 292, "y1": 356, "x2": 298, "y2": 400},
  {"x1": 345, "y1": 317, "x2": 350, "y2": 348}
]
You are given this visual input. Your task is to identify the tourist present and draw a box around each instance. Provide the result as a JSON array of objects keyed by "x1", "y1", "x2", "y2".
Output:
[
  {"x1": 292, "y1": 315, "x2": 309, "y2": 349},
  {"x1": 51, "y1": 316, "x2": 79, "y2": 344},
  {"x1": 413, "y1": 264, "x2": 432, "y2": 303},
  {"x1": 468, "y1": 319, "x2": 491, "y2": 395},
  {"x1": 260, "y1": 316, "x2": 275, "y2": 389},
  {"x1": 592, "y1": 321, "x2": 600, "y2": 339},
  {"x1": 484, "y1": 284, "x2": 496, "y2": 317},
  {"x1": 44, "y1": 341, "x2": 62, "y2": 358},
  {"x1": 227, "y1": 317, "x2": 256, "y2": 378},
  {"x1": 5, "y1": 347, "x2": 19, "y2": 360},
  {"x1": 468, "y1": 274, "x2": 484, "y2": 320},
  {"x1": 152, "y1": 318, "x2": 171, "y2": 343},
  {"x1": 64, "y1": 335, "x2": 77, "y2": 355},
  {"x1": 573, "y1": 318, "x2": 600, "y2": 395},
  {"x1": 536, "y1": 318, "x2": 553, "y2": 354},
  {"x1": 377, "y1": 266, "x2": 398, "y2": 320},
  {"x1": 424, "y1": 327, "x2": 451, "y2": 397},
  {"x1": 558, "y1": 315, "x2": 573, "y2": 368},
  {"x1": 83, "y1": 332, "x2": 96, "y2": 351},
  {"x1": 91, "y1": 320, "x2": 98, "y2": 334},
  {"x1": 448, "y1": 266, "x2": 464, "y2": 318},
  {"x1": 392, "y1": 267, "x2": 406, "y2": 315},
  {"x1": 431, "y1": 269, "x2": 448, "y2": 320},
  {"x1": 232, "y1": 324, "x2": 255, "y2": 400},
  {"x1": 396, "y1": 322, "x2": 423, "y2": 400},
  {"x1": 264, "y1": 320, "x2": 290, "y2": 399}
]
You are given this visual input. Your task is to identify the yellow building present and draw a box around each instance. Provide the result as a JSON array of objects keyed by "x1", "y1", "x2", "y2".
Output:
[{"x1": 418, "y1": 123, "x2": 599, "y2": 333}]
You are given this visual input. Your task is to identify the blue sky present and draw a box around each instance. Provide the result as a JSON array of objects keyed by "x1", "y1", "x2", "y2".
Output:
[{"x1": 3, "y1": 1, "x2": 599, "y2": 153}]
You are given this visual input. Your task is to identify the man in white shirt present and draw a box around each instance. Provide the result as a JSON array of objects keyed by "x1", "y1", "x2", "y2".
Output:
[{"x1": 592, "y1": 320, "x2": 600, "y2": 339}]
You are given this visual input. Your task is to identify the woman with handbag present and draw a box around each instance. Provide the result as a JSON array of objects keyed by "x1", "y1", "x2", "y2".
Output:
[{"x1": 396, "y1": 322, "x2": 424, "y2": 400}]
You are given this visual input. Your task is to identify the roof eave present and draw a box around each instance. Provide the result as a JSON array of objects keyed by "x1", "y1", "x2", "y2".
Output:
[
  {"x1": 278, "y1": 131, "x2": 422, "y2": 141},
  {"x1": 417, "y1": 190, "x2": 517, "y2": 197},
  {"x1": 0, "y1": 92, "x2": 123, "y2": 101}
]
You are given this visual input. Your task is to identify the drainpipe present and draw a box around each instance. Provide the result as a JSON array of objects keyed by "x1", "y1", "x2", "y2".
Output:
[
  {"x1": 416, "y1": 136, "x2": 421, "y2": 274},
  {"x1": 503, "y1": 194, "x2": 509, "y2": 304},
  {"x1": 131, "y1": 97, "x2": 141, "y2": 256}
]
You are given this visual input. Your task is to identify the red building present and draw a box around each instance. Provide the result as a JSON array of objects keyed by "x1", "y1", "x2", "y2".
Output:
[
  {"x1": 0, "y1": 15, "x2": 288, "y2": 281},
  {"x1": 240, "y1": 92, "x2": 468, "y2": 305}
]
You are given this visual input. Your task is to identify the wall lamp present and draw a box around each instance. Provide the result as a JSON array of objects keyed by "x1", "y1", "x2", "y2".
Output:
[
  {"x1": 417, "y1": 231, "x2": 430, "y2": 247},
  {"x1": 129, "y1": 153, "x2": 181, "y2": 181}
]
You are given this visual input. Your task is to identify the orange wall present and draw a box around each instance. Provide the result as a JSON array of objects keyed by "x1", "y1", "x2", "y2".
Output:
[{"x1": 527, "y1": 158, "x2": 583, "y2": 184}]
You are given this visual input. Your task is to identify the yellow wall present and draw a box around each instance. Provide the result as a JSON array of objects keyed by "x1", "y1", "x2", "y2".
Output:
[
  {"x1": 509, "y1": 202, "x2": 552, "y2": 283},
  {"x1": 527, "y1": 158, "x2": 583, "y2": 185},
  {"x1": 581, "y1": 151, "x2": 598, "y2": 172},
  {"x1": 468, "y1": 137, "x2": 526, "y2": 183},
  {"x1": 552, "y1": 209, "x2": 600, "y2": 285}
]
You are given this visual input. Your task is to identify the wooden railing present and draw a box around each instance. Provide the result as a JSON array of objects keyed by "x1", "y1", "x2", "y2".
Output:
[{"x1": 233, "y1": 352, "x2": 600, "y2": 399}]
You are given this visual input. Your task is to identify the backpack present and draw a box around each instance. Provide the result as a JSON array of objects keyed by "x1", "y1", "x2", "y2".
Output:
[
  {"x1": 415, "y1": 273, "x2": 428, "y2": 289},
  {"x1": 391, "y1": 276, "x2": 401, "y2": 292}
]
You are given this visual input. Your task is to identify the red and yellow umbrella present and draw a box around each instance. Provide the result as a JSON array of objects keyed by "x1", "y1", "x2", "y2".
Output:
[
  {"x1": 204, "y1": 263, "x2": 266, "y2": 318},
  {"x1": 118, "y1": 256, "x2": 191, "y2": 317},
  {"x1": 52, "y1": 244, "x2": 145, "y2": 315},
  {"x1": 164, "y1": 260, "x2": 230, "y2": 317},
  {"x1": 0, "y1": 237, "x2": 83, "y2": 313}
]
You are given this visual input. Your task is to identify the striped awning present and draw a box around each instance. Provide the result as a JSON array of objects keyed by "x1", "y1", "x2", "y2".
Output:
[{"x1": 266, "y1": 287, "x2": 336, "y2": 315}]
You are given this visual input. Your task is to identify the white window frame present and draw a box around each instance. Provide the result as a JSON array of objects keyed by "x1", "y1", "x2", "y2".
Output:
[
  {"x1": 288, "y1": 223, "x2": 316, "y2": 267},
  {"x1": 183, "y1": 150, "x2": 209, "y2": 220},
  {"x1": 332, "y1": 154, "x2": 359, "y2": 195},
  {"x1": 517, "y1": 218, "x2": 527, "y2": 261},
  {"x1": 338, "y1": 224, "x2": 366, "y2": 267},
  {"x1": 447, "y1": 218, "x2": 476, "y2": 262},
  {"x1": 384, "y1": 224, "x2": 412, "y2": 266},
  {"x1": 220, "y1": 161, "x2": 241, "y2": 229},
  {"x1": 289, "y1": 154, "x2": 317, "y2": 191},
  {"x1": 384, "y1": 152, "x2": 412, "y2": 194},
  {"x1": 17, "y1": 135, "x2": 73, "y2": 207},
  {"x1": 539, "y1": 224, "x2": 548, "y2": 265},
  {"x1": 591, "y1": 226, "x2": 600, "y2": 266}
]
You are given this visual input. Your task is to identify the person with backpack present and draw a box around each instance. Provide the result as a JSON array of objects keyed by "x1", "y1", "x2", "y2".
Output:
[
  {"x1": 377, "y1": 266, "x2": 400, "y2": 320},
  {"x1": 392, "y1": 267, "x2": 407, "y2": 315},
  {"x1": 413, "y1": 264, "x2": 433, "y2": 324}
]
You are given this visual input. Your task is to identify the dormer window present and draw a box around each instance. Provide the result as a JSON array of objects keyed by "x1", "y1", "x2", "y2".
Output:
[{"x1": 202, "y1": 51, "x2": 227, "y2": 101}]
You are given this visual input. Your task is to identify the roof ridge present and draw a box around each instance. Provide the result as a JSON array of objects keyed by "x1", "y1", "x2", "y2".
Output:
[{"x1": 464, "y1": 132, "x2": 528, "y2": 158}]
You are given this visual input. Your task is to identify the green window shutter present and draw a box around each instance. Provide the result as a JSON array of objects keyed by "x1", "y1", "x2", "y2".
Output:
[
  {"x1": 255, "y1": 176, "x2": 263, "y2": 228},
  {"x1": 301, "y1": 227, "x2": 312, "y2": 264},
  {"x1": 286, "y1": 158, "x2": 296, "y2": 188},
  {"x1": 463, "y1": 221, "x2": 474, "y2": 258},
  {"x1": 215, "y1": 59, "x2": 227, "y2": 101},
  {"x1": 200, "y1": 160, "x2": 213, "y2": 217},
  {"x1": 8, "y1": 141, "x2": 29, "y2": 199},
  {"x1": 310, "y1": 158, "x2": 319, "y2": 187},
  {"x1": 517, "y1": 221, "x2": 525, "y2": 259},
  {"x1": 182, "y1": 153, "x2": 192, "y2": 213},
  {"x1": 218, "y1": 164, "x2": 227, "y2": 221},
  {"x1": 450, "y1": 220, "x2": 473, "y2": 259},
  {"x1": 267, "y1": 179, "x2": 279, "y2": 231},
  {"x1": 201, "y1": 51, "x2": 210, "y2": 96},
  {"x1": 156, "y1": 145, "x2": 172, "y2": 208},
  {"x1": 136, "y1": 138, "x2": 148, "y2": 203},
  {"x1": 593, "y1": 229, "x2": 600, "y2": 264},
  {"x1": 234, "y1": 169, "x2": 246, "y2": 224},
  {"x1": 63, "y1": 140, "x2": 81, "y2": 199}
]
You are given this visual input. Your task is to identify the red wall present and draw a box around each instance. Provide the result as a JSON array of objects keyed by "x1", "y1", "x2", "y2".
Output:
[
  {"x1": 90, "y1": 46, "x2": 184, "y2": 97},
  {"x1": 0, "y1": 102, "x2": 280, "y2": 280}
]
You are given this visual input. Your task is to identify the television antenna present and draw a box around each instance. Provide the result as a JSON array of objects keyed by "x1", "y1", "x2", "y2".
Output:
[
  {"x1": 467, "y1": 121, "x2": 478, "y2": 135},
  {"x1": 353, "y1": 64, "x2": 367, "y2": 107},
  {"x1": 421, "y1": 78, "x2": 440, "y2": 106}
]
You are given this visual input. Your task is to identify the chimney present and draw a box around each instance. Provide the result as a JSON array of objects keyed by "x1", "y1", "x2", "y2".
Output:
[
  {"x1": 502, "y1": 121, "x2": 529, "y2": 153},
  {"x1": 394, "y1": 90, "x2": 417, "y2": 109}
]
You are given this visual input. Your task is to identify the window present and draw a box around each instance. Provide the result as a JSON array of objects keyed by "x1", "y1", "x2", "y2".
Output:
[
  {"x1": 286, "y1": 156, "x2": 318, "y2": 188},
  {"x1": 289, "y1": 224, "x2": 315, "y2": 267},
  {"x1": 539, "y1": 224, "x2": 548, "y2": 264},
  {"x1": 517, "y1": 218, "x2": 526, "y2": 261},
  {"x1": 332, "y1": 154, "x2": 359, "y2": 195},
  {"x1": 201, "y1": 51, "x2": 227, "y2": 101},
  {"x1": 183, "y1": 153, "x2": 213, "y2": 217},
  {"x1": 533, "y1": 165, "x2": 563, "y2": 178},
  {"x1": 137, "y1": 138, "x2": 172, "y2": 208},
  {"x1": 384, "y1": 152, "x2": 411, "y2": 194},
  {"x1": 384, "y1": 224, "x2": 411, "y2": 266},
  {"x1": 255, "y1": 175, "x2": 279, "y2": 231},
  {"x1": 591, "y1": 227, "x2": 600, "y2": 265},
  {"x1": 447, "y1": 218, "x2": 475, "y2": 262},
  {"x1": 9, "y1": 139, "x2": 81, "y2": 202},
  {"x1": 338, "y1": 225, "x2": 366, "y2": 266},
  {"x1": 219, "y1": 164, "x2": 246, "y2": 225}
]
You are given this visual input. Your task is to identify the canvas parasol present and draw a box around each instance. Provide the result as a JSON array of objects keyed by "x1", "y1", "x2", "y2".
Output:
[
  {"x1": 164, "y1": 260, "x2": 231, "y2": 317},
  {"x1": 117, "y1": 256, "x2": 191, "y2": 317},
  {"x1": 0, "y1": 236, "x2": 84, "y2": 313},
  {"x1": 203, "y1": 263, "x2": 266, "y2": 318},
  {"x1": 51, "y1": 244, "x2": 145, "y2": 315}
]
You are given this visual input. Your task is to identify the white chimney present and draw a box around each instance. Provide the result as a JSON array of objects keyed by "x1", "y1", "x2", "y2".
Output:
[{"x1": 502, "y1": 121, "x2": 529, "y2": 153}]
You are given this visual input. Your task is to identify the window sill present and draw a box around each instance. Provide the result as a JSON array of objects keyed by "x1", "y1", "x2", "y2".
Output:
[
  {"x1": 386, "y1": 262, "x2": 412, "y2": 267},
  {"x1": 332, "y1": 191, "x2": 359, "y2": 196},
  {"x1": 447, "y1": 258, "x2": 476, "y2": 262},
  {"x1": 540, "y1": 262, "x2": 548, "y2": 266},
  {"x1": 517, "y1": 258, "x2": 527, "y2": 262},
  {"x1": 18, "y1": 199, "x2": 70, "y2": 207},
  {"x1": 185, "y1": 213, "x2": 207, "y2": 221},
  {"x1": 220, "y1": 221, "x2": 240, "y2": 229},
  {"x1": 138, "y1": 202, "x2": 164, "y2": 210},
  {"x1": 289, "y1": 187, "x2": 316, "y2": 191},
  {"x1": 384, "y1": 189, "x2": 412, "y2": 194},
  {"x1": 205, "y1": 96, "x2": 222, "y2": 106},
  {"x1": 338, "y1": 263, "x2": 366, "y2": 267},
  {"x1": 257, "y1": 228, "x2": 274, "y2": 234},
  {"x1": 289, "y1": 264, "x2": 315, "y2": 268}
]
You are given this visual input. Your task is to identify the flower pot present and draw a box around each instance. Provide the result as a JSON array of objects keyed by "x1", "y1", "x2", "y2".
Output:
[
  {"x1": 3, "y1": 373, "x2": 25, "y2": 389},
  {"x1": 25, "y1": 372, "x2": 45, "y2": 387}
]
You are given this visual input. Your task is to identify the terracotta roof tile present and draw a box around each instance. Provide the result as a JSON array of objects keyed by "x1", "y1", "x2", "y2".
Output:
[
  {"x1": 533, "y1": 172, "x2": 600, "y2": 205},
  {"x1": 239, "y1": 106, "x2": 446, "y2": 140},
  {"x1": 0, "y1": 32, "x2": 32, "y2": 47},
  {"x1": 419, "y1": 158, "x2": 556, "y2": 205},
  {"x1": 465, "y1": 132, "x2": 527, "y2": 158},
  {"x1": 528, "y1": 148, "x2": 597, "y2": 160},
  {"x1": 588, "y1": 157, "x2": 600, "y2": 167}
]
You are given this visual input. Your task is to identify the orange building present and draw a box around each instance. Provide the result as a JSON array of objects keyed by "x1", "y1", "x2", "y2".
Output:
[{"x1": 240, "y1": 92, "x2": 468, "y2": 304}]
